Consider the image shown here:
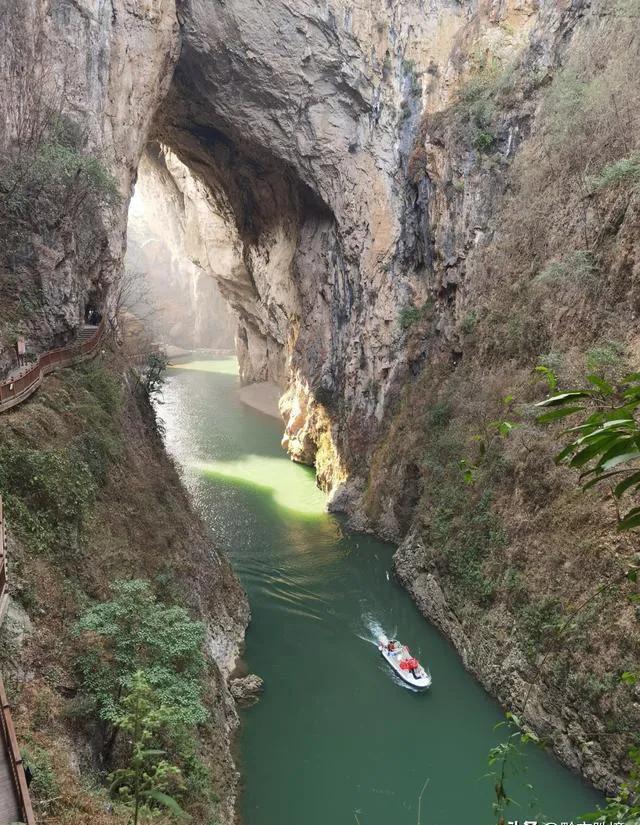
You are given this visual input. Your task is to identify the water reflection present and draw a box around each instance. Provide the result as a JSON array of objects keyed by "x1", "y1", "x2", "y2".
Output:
[{"x1": 193, "y1": 457, "x2": 325, "y2": 518}]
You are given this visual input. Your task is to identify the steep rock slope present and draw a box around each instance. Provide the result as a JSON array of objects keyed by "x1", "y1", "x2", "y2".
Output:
[
  {"x1": 0, "y1": 0, "x2": 180, "y2": 367},
  {"x1": 153, "y1": 0, "x2": 640, "y2": 794},
  {"x1": 126, "y1": 146, "x2": 236, "y2": 352},
  {"x1": 0, "y1": 4, "x2": 250, "y2": 823},
  {"x1": 0, "y1": 361, "x2": 249, "y2": 824}
]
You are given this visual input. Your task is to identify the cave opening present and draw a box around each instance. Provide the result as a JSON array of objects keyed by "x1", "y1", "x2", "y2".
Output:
[{"x1": 124, "y1": 127, "x2": 335, "y2": 394}]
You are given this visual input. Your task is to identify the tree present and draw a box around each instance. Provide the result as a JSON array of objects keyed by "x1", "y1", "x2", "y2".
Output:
[
  {"x1": 74, "y1": 579, "x2": 207, "y2": 757},
  {"x1": 108, "y1": 671, "x2": 190, "y2": 824},
  {"x1": 536, "y1": 371, "x2": 640, "y2": 531},
  {"x1": 143, "y1": 351, "x2": 169, "y2": 399}
]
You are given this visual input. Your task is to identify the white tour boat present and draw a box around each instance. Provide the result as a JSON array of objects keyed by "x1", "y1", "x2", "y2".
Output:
[{"x1": 378, "y1": 633, "x2": 432, "y2": 690}]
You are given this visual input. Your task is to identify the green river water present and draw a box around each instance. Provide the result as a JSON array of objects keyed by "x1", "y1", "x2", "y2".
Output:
[{"x1": 161, "y1": 357, "x2": 602, "y2": 825}]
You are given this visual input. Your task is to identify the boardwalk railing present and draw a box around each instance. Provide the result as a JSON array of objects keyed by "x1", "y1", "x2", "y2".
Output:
[
  {"x1": 0, "y1": 677, "x2": 35, "y2": 825},
  {"x1": 0, "y1": 496, "x2": 36, "y2": 825},
  {"x1": 0, "y1": 320, "x2": 106, "y2": 414},
  {"x1": 0, "y1": 498, "x2": 7, "y2": 626}
]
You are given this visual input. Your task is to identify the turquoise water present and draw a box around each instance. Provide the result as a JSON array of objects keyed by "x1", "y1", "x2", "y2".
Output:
[{"x1": 161, "y1": 357, "x2": 602, "y2": 825}]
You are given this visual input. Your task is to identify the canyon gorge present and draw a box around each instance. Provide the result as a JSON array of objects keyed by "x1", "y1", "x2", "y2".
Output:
[{"x1": 0, "y1": 0, "x2": 639, "y2": 822}]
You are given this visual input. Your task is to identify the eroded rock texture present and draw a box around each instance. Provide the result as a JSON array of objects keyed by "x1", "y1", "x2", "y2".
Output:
[
  {"x1": 0, "y1": 0, "x2": 180, "y2": 365},
  {"x1": 150, "y1": 0, "x2": 639, "y2": 795}
]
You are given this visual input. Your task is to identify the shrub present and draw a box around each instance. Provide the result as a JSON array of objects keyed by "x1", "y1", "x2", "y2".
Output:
[
  {"x1": 473, "y1": 129, "x2": 496, "y2": 153},
  {"x1": 398, "y1": 301, "x2": 432, "y2": 330},
  {"x1": 534, "y1": 250, "x2": 599, "y2": 289},
  {"x1": 107, "y1": 672, "x2": 188, "y2": 824},
  {"x1": 518, "y1": 597, "x2": 564, "y2": 659},
  {"x1": 588, "y1": 154, "x2": 640, "y2": 192},
  {"x1": 142, "y1": 351, "x2": 169, "y2": 398},
  {"x1": 398, "y1": 306, "x2": 422, "y2": 329},
  {"x1": 75, "y1": 580, "x2": 207, "y2": 732},
  {"x1": 0, "y1": 443, "x2": 97, "y2": 555}
]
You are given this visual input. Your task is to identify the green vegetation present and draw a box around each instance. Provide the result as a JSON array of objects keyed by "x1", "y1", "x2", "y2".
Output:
[
  {"x1": 534, "y1": 250, "x2": 599, "y2": 291},
  {"x1": 108, "y1": 672, "x2": 190, "y2": 824},
  {"x1": 0, "y1": 356, "x2": 231, "y2": 824},
  {"x1": 588, "y1": 153, "x2": 640, "y2": 192},
  {"x1": 0, "y1": 97, "x2": 119, "y2": 349},
  {"x1": 432, "y1": 486, "x2": 504, "y2": 605},
  {"x1": 142, "y1": 351, "x2": 170, "y2": 399},
  {"x1": 0, "y1": 363, "x2": 122, "y2": 557},
  {"x1": 75, "y1": 579, "x2": 207, "y2": 732},
  {"x1": 472, "y1": 129, "x2": 496, "y2": 153},
  {"x1": 0, "y1": 444, "x2": 96, "y2": 556},
  {"x1": 0, "y1": 118, "x2": 119, "y2": 239},
  {"x1": 536, "y1": 371, "x2": 640, "y2": 531},
  {"x1": 517, "y1": 598, "x2": 563, "y2": 661},
  {"x1": 487, "y1": 713, "x2": 539, "y2": 824},
  {"x1": 398, "y1": 301, "x2": 432, "y2": 330},
  {"x1": 22, "y1": 744, "x2": 60, "y2": 819},
  {"x1": 452, "y1": 54, "x2": 507, "y2": 154},
  {"x1": 585, "y1": 341, "x2": 626, "y2": 374},
  {"x1": 531, "y1": 365, "x2": 640, "y2": 822}
]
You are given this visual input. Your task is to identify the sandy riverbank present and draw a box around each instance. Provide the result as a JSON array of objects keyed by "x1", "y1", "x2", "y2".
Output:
[{"x1": 237, "y1": 382, "x2": 282, "y2": 420}]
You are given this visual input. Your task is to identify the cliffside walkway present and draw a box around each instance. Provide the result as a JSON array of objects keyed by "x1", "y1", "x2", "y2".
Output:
[
  {"x1": 0, "y1": 498, "x2": 35, "y2": 824},
  {"x1": 0, "y1": 321, "x2": 105, "y2": 414}
]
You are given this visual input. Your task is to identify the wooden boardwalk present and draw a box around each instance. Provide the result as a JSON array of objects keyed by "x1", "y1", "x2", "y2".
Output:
[
  {"x1": 0, "y1": 321, "x2": 105, "y2": 414},
  {"x1": 0, "y1": 498, "x2": 35, "y2": 824},
  {"x1": 0, "y1": 730, "x2": 20, "y2": 824}
]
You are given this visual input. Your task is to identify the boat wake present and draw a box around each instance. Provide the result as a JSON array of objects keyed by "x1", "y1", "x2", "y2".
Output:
[{"x1": 358, "y1": 614, "x2": 396, "y2": 648}]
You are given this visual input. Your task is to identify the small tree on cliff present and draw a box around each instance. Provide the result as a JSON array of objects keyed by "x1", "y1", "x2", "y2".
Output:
[{"x1": 109, "y1": 671, "x2": 191, "y2": 824}]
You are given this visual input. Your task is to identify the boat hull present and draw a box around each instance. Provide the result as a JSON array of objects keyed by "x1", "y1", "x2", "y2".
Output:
[{"x1": 379, "y1": 646, "x2": 432, "y2": 690}]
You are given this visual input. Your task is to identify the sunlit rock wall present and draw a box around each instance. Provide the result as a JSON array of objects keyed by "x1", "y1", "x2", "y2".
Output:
[
  {"x1": 155, "y1": 0, "x2": 541, "y2": 497},
  {"x1": 126, "y1": 146, "x2": 236, "y2": 352}
]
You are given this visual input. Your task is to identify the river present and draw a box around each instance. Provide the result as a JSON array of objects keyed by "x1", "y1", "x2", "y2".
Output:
[{"x1": 161, "y1": 357, "x2": 602, "y2": 825}]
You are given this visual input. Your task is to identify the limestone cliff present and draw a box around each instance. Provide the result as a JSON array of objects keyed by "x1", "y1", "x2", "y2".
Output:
[
  {"x1": 0, "y1": 0, "x2": 180, "y2": 369},
  {"x1": 152, "y1": 0, "x2": 639, "y2": 795},
  {"x1": 126, "y1": 146, "x2": 236, "y2": 352}
]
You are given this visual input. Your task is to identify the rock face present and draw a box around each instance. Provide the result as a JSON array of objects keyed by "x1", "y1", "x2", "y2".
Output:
[
  {"x1": 126, "y1": 146, "x2": 236, "y2": 352},
  {"x1": 154, "y1": 0, "x2": 639, "y2": 797},
  {"x1": 157, "y1": 0, "x2": 458, "y2": 476},
  {"x1": 0, "y1": 0, "x2": 180, "y2": 367},
  {"x1": 229, "y1": 674, "x2": 264, "y2": 707}
]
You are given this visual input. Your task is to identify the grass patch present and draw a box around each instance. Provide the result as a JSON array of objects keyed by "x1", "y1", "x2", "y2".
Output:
[
  {"x1": 534, "y1": 250, "x2": 600, "y2": 290},
  {"x1": 589, "y1": 153, "x2": 640, "y2": 192}
]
